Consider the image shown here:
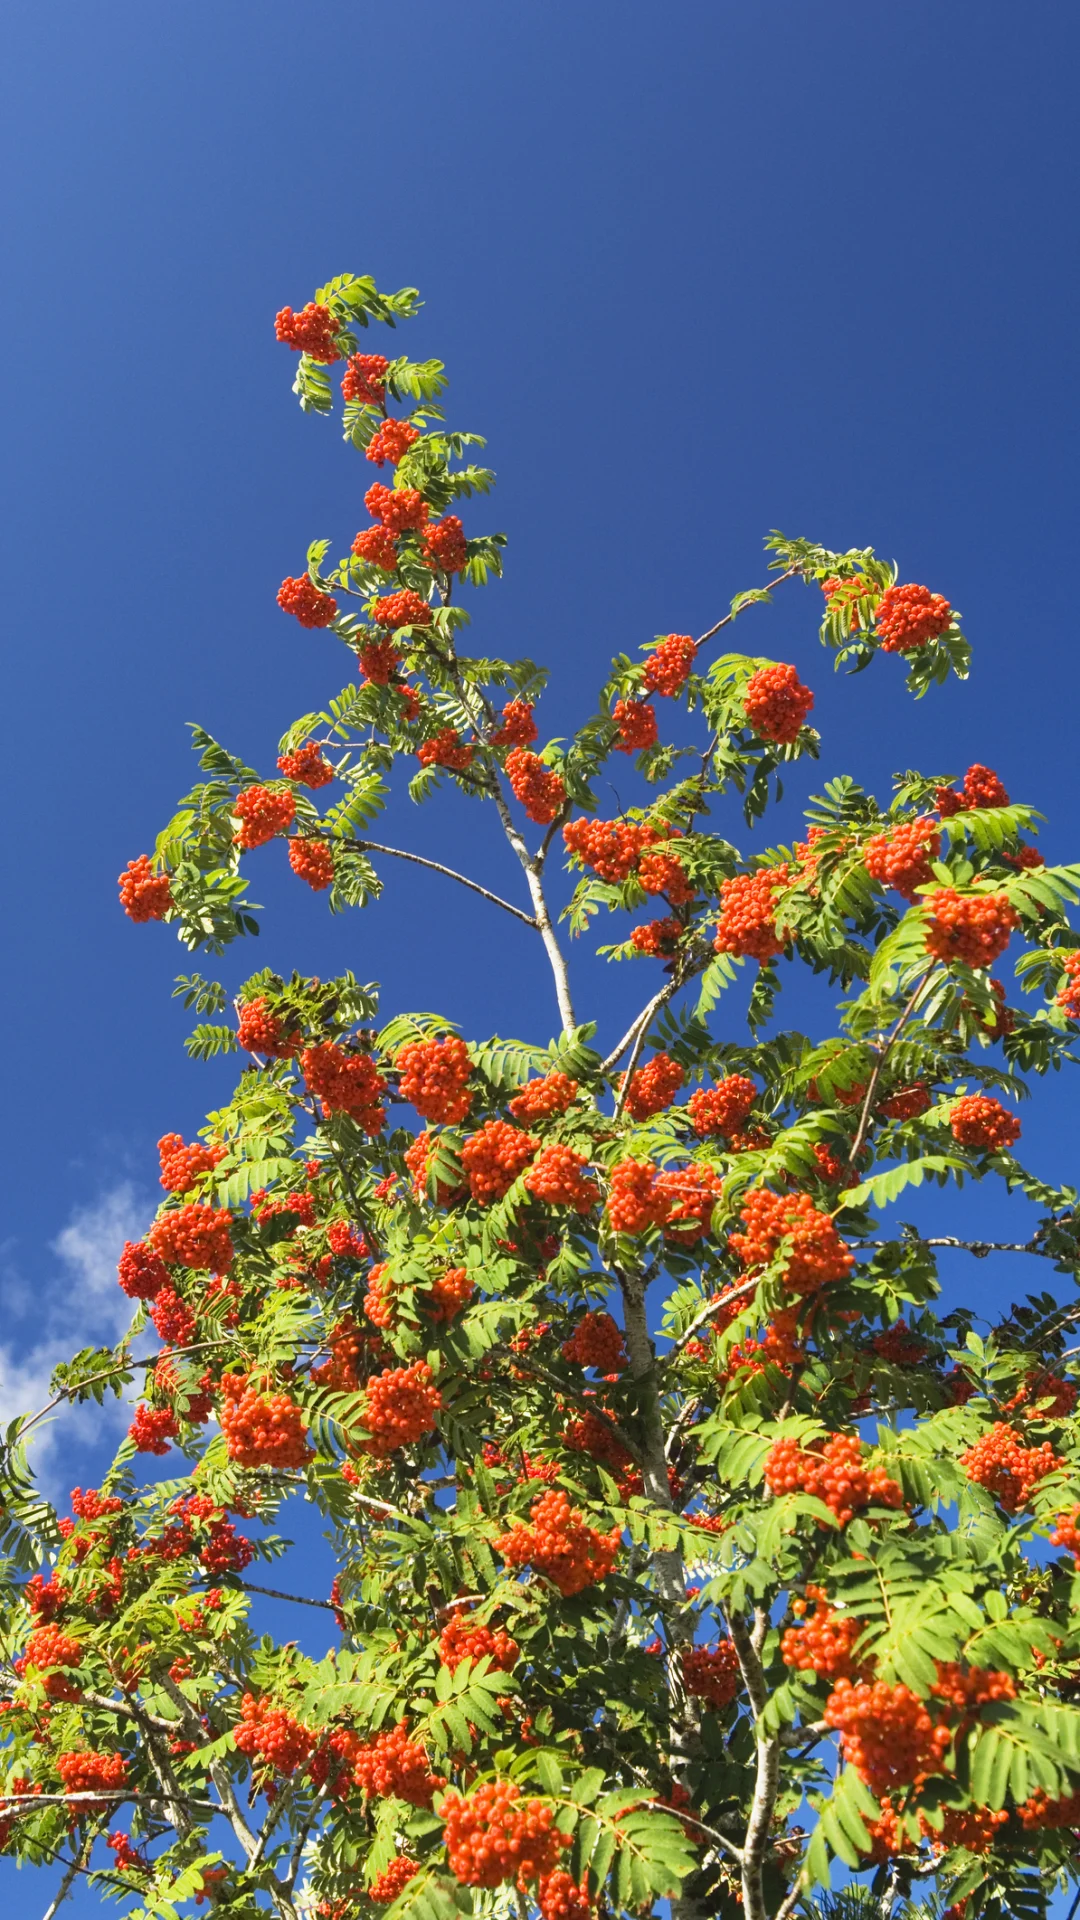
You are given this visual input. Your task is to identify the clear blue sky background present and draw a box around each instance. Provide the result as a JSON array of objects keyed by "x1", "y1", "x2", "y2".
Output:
[{"x1": 2, "y1": 1, "x2": 1079, "y2": 1911}]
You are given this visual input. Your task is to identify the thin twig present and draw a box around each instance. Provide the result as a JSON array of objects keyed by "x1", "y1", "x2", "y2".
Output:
[
  {"x1": 639, "y1": 1799, "x2": 743, "y2": 1864},
  {"x1": 600, "y1": 979, "x2": 683, "y2": 1080},
  {"x1": 487, "y1": 1345, "x2": 642, "y2": 1464},
  {"x1": 660, "y1": 1274, "x2": 764, "y2": 1368},
  {"x1": 847, "y1": 964, "x2": 936, "y2": 1166},
  {"x1": 695, "y1": 566, "x2": 802, "y2": 647},
  {"x1": 237, "y1": 1579, "x2": 336, "y2": 1612},
  {"x1": 860, "y1": 1236, "x2": 1066, "y2": 1260},
  {"x1": 14, "y1": 1341, "x2": 229, "y2": 1445},
  {"x1": 40, "y1": 1843, "x2": 88, "y2": 1920},
  {"x1": 347, "y1": 838, "x2": 537, "y2": 928}
]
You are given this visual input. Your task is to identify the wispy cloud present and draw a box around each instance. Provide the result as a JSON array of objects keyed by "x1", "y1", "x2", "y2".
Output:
[{"x1": 0, "y1": 1185, "x2": 150, "y2": 1491}]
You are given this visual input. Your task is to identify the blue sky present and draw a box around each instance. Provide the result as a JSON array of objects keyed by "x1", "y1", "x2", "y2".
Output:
[{"x1": 2, "y1": 0, "x2": 1080, "y2": 1909}]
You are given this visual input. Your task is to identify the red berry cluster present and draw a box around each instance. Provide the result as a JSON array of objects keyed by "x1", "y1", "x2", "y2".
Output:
[
  {"x1": 128, "y1": 1405, "x2": 179, "y2": 1454},
  {"x1": 605, "y1": 1159, "x2": 667, "y2": 1235},
  {"x1": 277, "y1": 741, "x2": 333, "y2": 787},
  {"x1": 442, "y1": 1779, "x2": 570, "y2": 1888},
  {"x1": 288, "y1": 837, "x2": 335, "y2": 890},
  {"x1": 491, "y1": 700, "x2": 538, "y2": 747},
  {"x1": 508, "y1": 1071, "x2": 578, "y2": 1123},
  {"x1": 687, "y1": 1075, "x2": 758, "y2": 1138},
  {"x1": 495, "y1": 1491, "x2": 621, "y2": 1595},
  {"x1": 1018, "y1": 1788, "x2": 1080, "y2": 1831},
  {"x1": 823, "y1": 1680, "x2": 952, "y2": 1794},
  {"x1": 149, "y1": 1286, "x2": 197, "y2": 1347},
  {"x1": 423, "y1": 515, "x2": 468, "y2": 574},
  {"x1": 301, "y1": 1043, "x2": 386, "y2": 1132},
  {"x1": 396, "y1": 1034, "x2": 472, "y2": 1123},
  {"x1": 505, "y1": 749, "x2": 566, "y2": 824},
  {"x1": 642, "y1": 633, "x2": 696, "y2": 696},
  {"x1": 638, "y1": 845, "x2": 694, "y2": 905},
  {"x1": 105, "y1": 1833, "x2": 145, "y2": 1872},
  {"x1": 862, "y1": 818, "x2": 941, "y2": 902},
  {"x1": 524, "y1": 1144, "x2": 599, "y2": 1213},
  {"x1": 681, "y1": 1641, "x2": 741, "y2": 1710},
  {"x1": 418, "y1": 728, "x2": 475, "y2": 772},
  {"x1": 24, "y1": 1625, "x2": 83, "y2": 1684},
  {"x1": 730, "y1": 1189, "x2": 853, "y2": 1295},
  {"x1": 742, "y1": 663, "x2": 814, "y2": 743},
  {"x1": 960, "y1": 1423, "x2": 1062, "y2": 1513},
  {"x1": 936, "y1": 763, "x2": 1010, "y2": 814},
  {"x1": 361, "y1": 1362, "x2": 442, "y2": 1455},
  {"x1": 366, "y1": 418, "x2": 421, "y2": 467},
  {"x1": 871, "y1": 1320, "x2": 929, "y2": 1365},
  {"x1": 342, "y1": 352, "x2": 388, "y2": 404},
  {"x1": 537, "y1": 1871, "x2": 594, "y2": 1920},
  {"x1": 157, "y1": 1133, "x2": 224, "y2": 1194},
  {"x1": 369, "y1": 1861, "x2": 420, "y2": 1904},
  {"x1": 714, "y1": 866, "x2": 792, "y2": 963},
  {"x1": 117, "y1": 1239, "x2": 168, "y2": 1300},
  {"x1": 149, "y1": 1204, "x2": 234, "y2": 1273},
  {"x1": 364, "y1": 481, "x2": 429, "y2": 531},
  {"x1": 234, "y1": 1694, "x2": 313, "y2": 1775},
  {"x1": 930, "y1": 1660, "x2": 1015, "y2": 1716},
  {"x1": 764, "y1": 1433, "x2": 904, "y2": 1526},
  {"x1": 460, "y1": 1121, "x2": 539, "y2": 1202},
  {"x1": 56, "y1": 1750, "x2": 129, "y2": 1796},
  {"x1": 219, "y1": 1374, "x2": 311, "y2": 1470},
  {"x1": 427, "y1": 1267, "x2": 474, "y2": 1322},
  {"x1": 630, "y1": 918, "x2": 683, "y2": 957},
  {"x1": 875, "y1": 582, "x2": 953, "y2": 653},
  {"x1": 438, "y1": 1611, "x2": 520, "y2": 1673},
  {"x1": 362, "y1": 1262, "x2": 395, "y2": 1329},
  {"x1": 924, "y1": 888, "x2": 1019, "y2": 968},
  {"x1": 612, "y1": 698, "x2": 658, "y2": 753},
  {"x1": 236, "y1": 997, "x2": 299, "y2": 1058},
  {"x1": 353, "y1": 1721, "x2": 445, "y2": 1807},
  {"x1": 950, "y1": 1093, "x2": 1020, "y2": 1153},
  {"x1": 372, "y1": 588, "x2": 431, "y2": 629},
  {"x1": 655, "y1": 1164, "x2": 724, "y2": 1242},
  {"x1": 1056, "y1": 950, "x2": 1080, "y2": 1019},
  {"x1": 781, "y1": 1589, "x2": 864, "y2": 1680},
  {"x1": 274, "y1": 303, "x2": 341, "y2": 362},
  {"x1": 233, "y1": 785, "x2": 296, "y2": 849},
  {"x1": 352, "y1": 525, "x2": 398, "y2": 570},
  {"x1": 562, "y1": 818, "x2": 663, "y2": 883},
  {"x1": 358, "y1": 637, "x2": 402, "y2": 684},
  {"x1": 277, "y1": 575, "x2": 338, "y2": 627},
  {"x1": 561, "y1": 1311, "x2": 627, "y2": 1373},
  {"x1": 620, "y1": 1052, "x2": 684, "y2": 1120},
  {"x1": 118, "y1": 855, "x2": 172, "y2": 922},
  {"x1": 879, "y1": 1083, "x2": 932, "y2": 1121}
]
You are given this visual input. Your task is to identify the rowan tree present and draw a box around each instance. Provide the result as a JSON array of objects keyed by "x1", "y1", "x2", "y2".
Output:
[{"x1": 5, "y1": 271, "x2": 1080, "y2": 1920}]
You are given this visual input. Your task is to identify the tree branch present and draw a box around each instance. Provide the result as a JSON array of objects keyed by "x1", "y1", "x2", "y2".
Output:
[
  {"x1": 347, "y1": 838, "x2": 538, "y2": 928},
  {"x1": 847, "y1": 965, "x2": 936, "y2": 1166},
  {"x1": 726, "y1": 1608, "x2": 779, "y2": 1920},
  {"x1": 695, "y1": 566, "x2": 802, "y2": 649},
  {"x1": 236, "y1": 1578, "x2": 336, "y2": 1612}
]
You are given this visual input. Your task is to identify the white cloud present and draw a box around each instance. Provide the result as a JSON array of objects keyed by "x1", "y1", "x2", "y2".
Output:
[{"x1": 0, "y1": 1185, "x2": 151, "y2": 1491}]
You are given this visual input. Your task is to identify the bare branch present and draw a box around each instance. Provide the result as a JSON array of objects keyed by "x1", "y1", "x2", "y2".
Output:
[
  {"x1": 695, "y1": 565, "x2": 802, "y2": 648},
  {"x1": 847, "y1": 964, "x2": 936, "y2": 1166},
  {"x1": 237, "y1": 1578, "x2": 336, "y2": 1612},
  {"x1": 347, "y1": 837, "x2": 538, "y2": 928}
]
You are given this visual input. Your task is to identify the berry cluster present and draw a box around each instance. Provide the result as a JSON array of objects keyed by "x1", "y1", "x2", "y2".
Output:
[
  {"x1": 352, "y1": 524, "x2": 398, "y2": 570},
  {"x1": 219, "y1": 1374, "x2": 311, "y2": 1469},
  {"x1": 277, "y1": 741, "x2": 333, "y2": 788},
  {"x1": 157, "y1": 1132, "x2": 224, "y2": 1194},
  {"x1": 524, "y1": 1144, "x2": 599, "y2": 1213},
  {"x1": 24, "y1": 1626, "x2": 83, "y2": 1681},
  {"x1": 561, "y1": 1311, "x2": 628, "y2": 1373},
  {"x1": 1051, "y1": 1507, "x2": 1080, "y2": 1566},
  {"x1": 288, "y1": 837, "x2": 335, "y2": 890},
  {"x1": 118, "y1": 855, "x2": 172, "y2": 922},
  {"x1": 233, "y1": 785, "x2": 296, "y2": 849},
  {"x1": 714, "y1": 866, "x2": 792, "y2": 963},
  {"x1": 234, "y1": 1694, "x2": 313, "y2": 1775},
  {"x1": 396, "y1": 1034, "x2": 474, "y2": 1124},
  {"x1": 366, "y1": 418, "x2": 421, "y2": 466},
  {"x1": 372, "y1": 587, "x2": 432, "y2": 629},
  {"x1": 764, "y1": 1433, "x2": 904, "y2": 1526},
  {"x1": 949, "y1": 1093, "x2": 1021, "y2": 1153},
  {"x1": 423, "y1": 515, "x2": 468, "y2": 574},
  {"x1": 606, "y1": 1159, "x2": 667, "y2": 1235},
  {"x1": 275, "y1": 302, "x2": 341, "y2": 361},
  {"x1": 361, "y1": 1361, "x2": 442, "y2": 1455},
  {"x1": 149, "y1": 1287, "x2": 197, "y2": 1347},
  {"x1": 460, "y1": 1121, "x2": 539, "y2": 1202},
  {"x1": 357, "y1": 638, "x2": 402, "y2": 685},
  {"x1": 638, "y1": 844, "x2": 695, "y2": 904},
  {"x1": 1018, "y1": 1789, "x2": 1080, "y2": 1831},
  {"x1": 277, "y1": 575, "x2": 338, "y2": 627},
  {"x1": 353, "y1": 1720, "x2": 444, "y2": 1807},
  {"x1": 924, "y1": 888, "x2": 1019, "y2": 968},
  {"x1": 508, "y1": 1071, "x2": 578, "y2": 1123},
  {"x1": 369, "y1": 1861, "x2": 420, "y2": 1904},
  {"x1": 612, "y1": 697, "x2": 659, "y2": 753},
  {"x1": 491, "y1": 700, "x2": 538, "y2": 747},
  {"x1": 418, "y1": 728, "x2": 474, "y2": 772},
  {"x1": 236, "y1": 997, "x2": 299, "y2": 1058},
  {"x1": 621, "y1": 1052, "x2": 684, "y2": 1119},
  {"x1": 342, "y1": 352, "x2": 388, "y2": 404},
  {"x1": 562, "y1": 818, "x2": 663, "y2": 883},
  {"x1": 441, "y1": 1779, "x2": 570, "y2": 1888},
  {"x1": 149, "y1": 1204, "x2": 234, "y2": 1273},
  {"x1": 937, "y1": 763, "x2": 1010, "y2": 815},
  {"x1": 823, "y1": 1679, "x2": 952, "y2": 1793},
  {"x1": 654, "y1": 1164, "x2": 724, "y2": 1242},
  {"x1": 730, "y1": 1189, "x2": 853, "y2": 1295},
  {"x1": 781, "y1": 1590, "x2": 864, "y2": 1680},
  {"x1": 128, "y1": 1405, "x2": 179, "y2": 1454},
  {"x1": 879, "y1": 1083, "x2": 932, "y2": 1121},
  {"x1": 117, "y1": 1239, "x2": 169, "y2": 1300},
  {"x1": 365, "y1": 481, "x2": 429, "y2": 531},
  {"x1": 438, "y1": 1612, "x2": 520, "y2": 1673},
  {"x1": 742, "y1": 663, "x2": 814, "y2": 744},
  {"x1": 495, "y1": 1491, "x2": 621, "y2": 1595},
  {"x1": 301, "y1": 1043, "x2": 386, "y2": 1132},
  {"x1": 687, "y1": 1075, "x2": 757, "y2": 1138},
  {"x1": 505, "y1": 749, "x2": 566, "y2": 824},
  {"x1": 681, "y1": 1641, "x2": 741, "y2": 1710},
  {"x1": 427, "y1": 1266, "x2": 474, "y2": 1322},
  {"x1": 871, "y1": 1320, "x2": 929, "y2": 1365},
  {"x1": 1056, "y1": 951, "x2": 1080, "y2": 1019},
  {"x1": 537, "y1": 1871, "x2": 594, "y2": 1920},
  {"x1": 55, "y1": 1750, "x2": 130, "y2": 1796},
  {"x1": 875, "y1": 582, "x2": 953, "y2": 653},
  {"x1": 862, "y1": 818, "x2": 941, "y2": 902},
  {"x1": 960, "y1": 1423, "x2": 1062, "y2": 1513},
  {"x1": 643, "y1": 633, "x2": 696, "y2": 696},
  {"x1": 630, "y1": 917, "x2": 683, "y2": 957}
]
